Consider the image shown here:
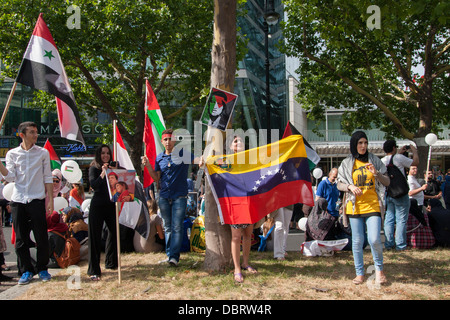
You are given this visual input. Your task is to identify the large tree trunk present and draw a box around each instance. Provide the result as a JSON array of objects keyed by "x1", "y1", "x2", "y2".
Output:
[{"x1": 203, "y1": 0, "x2": 237, "y2": 272}]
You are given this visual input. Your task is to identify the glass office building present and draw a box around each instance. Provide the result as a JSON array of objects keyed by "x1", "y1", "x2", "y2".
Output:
[{"x1": 233, "y1": 0, "x2": 290, "y2": 140}]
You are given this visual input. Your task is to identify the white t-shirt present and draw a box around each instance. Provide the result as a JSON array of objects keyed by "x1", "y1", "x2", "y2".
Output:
[
  {"x1": 381, "y1": 154, "x2": 413, "y2": 177},
  {"x1": 408, "y1": 175, "x2": 424, "y2": 206}
]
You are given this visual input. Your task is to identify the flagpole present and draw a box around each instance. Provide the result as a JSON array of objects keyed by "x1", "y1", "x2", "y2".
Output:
[
  {"x1": 0, "y1": 82, "x2": 18, "y2": 132},
  {"x1": 113, "y1": 120, "x2": 122, "y2": 284}
]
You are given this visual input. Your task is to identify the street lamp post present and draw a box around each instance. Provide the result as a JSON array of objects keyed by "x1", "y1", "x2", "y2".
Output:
[{"x1": 264, "y1": 0, "x2": 279, "y2": 143}]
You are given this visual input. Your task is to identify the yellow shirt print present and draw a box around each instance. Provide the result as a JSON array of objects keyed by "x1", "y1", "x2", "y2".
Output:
[{"x1": 346, "y1": 159, "x2": 380, "y2": 215}]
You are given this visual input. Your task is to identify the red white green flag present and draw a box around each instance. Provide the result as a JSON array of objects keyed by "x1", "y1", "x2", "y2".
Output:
[
  {"x1": 15, "y1": 13, "x2": 85, "y2": 146},
  {"x1": 43, "y1": 139, "x2": 61, "y2": 170},
  {"x1": 143, "y1": 79, "x2": 165, "y2": 188}
]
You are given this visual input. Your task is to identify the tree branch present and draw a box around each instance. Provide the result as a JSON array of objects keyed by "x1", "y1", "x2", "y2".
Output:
[
  {"x1": 166, "y1": 92, "x2": 202, "y2": 120},
  {"x1": 74, "y1": 57, "x2": 115, "y2": 117},
  {"x1": 102, "y1": 53, "x2": 137, "y2": 92},
  {"x1": 434, "y1": 37, "x2": 450, "y2": 61},
  {"x1": 301, "y1": 23, "x2": 414, "y2": 139}
]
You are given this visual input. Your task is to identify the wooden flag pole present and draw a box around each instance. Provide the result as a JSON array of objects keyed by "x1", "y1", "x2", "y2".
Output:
[
  {"x1": 0, "y1": 82, "x2": 18, "y2": 131},
  {"x1": 113, "y1": 120, "x2": 122, "y2": 284}
]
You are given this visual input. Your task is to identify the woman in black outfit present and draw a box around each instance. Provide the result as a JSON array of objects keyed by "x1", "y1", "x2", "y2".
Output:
[{"x1": 87, "y1": 144, "x2": 118, "y2": 281}]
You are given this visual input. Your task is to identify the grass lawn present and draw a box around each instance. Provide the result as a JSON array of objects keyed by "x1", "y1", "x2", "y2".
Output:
[{"x1": 16, "y1": 247, "x2": 450, "y2": 301}]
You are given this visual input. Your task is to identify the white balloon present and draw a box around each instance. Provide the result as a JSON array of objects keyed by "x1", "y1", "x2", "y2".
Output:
[
  {"x1": 425, "y1": 133, "x2": 438, "y2": 146},
  {"x1": 81, "y1": 199, "x2": 91, "y2": 212},
  {"x1": 61, "y1": 160, "x2": 80, "y2": 181},
  {"x1": 54, "y1": 196, "x2": 68, "y2": 212},
  {"x1": 66, "y1": 168, "x2": 83, "y2": 184},
  {"x1": 298, "y1": 217, "x2": 308, "y2": 231},
  {"x1": 312, "y1": 168, "x2": 323, "y2": 179},
  {"x1": 2, "y1": 183, "x2": 15, "y2": 201}
]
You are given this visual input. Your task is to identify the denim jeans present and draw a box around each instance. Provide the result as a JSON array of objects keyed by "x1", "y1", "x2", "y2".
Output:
[
  {"x1": 158, "y1": 196, "x2": 187, "y2": 262},
  {"x1": 384, "y1": 194, "x2": 410, "y2": 250},
  {"x1": 349, "y1": 215, "x2": 383, "y2": 276}
]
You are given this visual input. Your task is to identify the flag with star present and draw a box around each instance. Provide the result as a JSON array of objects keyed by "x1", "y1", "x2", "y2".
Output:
[
  {"x1": 205, "y1": 135, "x2": 314, "y2": 225},
  {"x1": 15, "y1": 13, "x2": 85, "y2": 146}
]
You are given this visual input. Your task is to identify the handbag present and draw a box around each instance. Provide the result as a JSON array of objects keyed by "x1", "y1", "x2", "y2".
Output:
[
  {"x1": 306, "y1": 199, "x2": 336, "y2": 240},
  {"x1": 52, "y1": 231, "x2": 81, "y2": 269}
]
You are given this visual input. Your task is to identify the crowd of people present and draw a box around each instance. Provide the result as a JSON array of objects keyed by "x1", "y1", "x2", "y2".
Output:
[{"x1": 0, "y1": 121, "x2": 449, "y2": 288}]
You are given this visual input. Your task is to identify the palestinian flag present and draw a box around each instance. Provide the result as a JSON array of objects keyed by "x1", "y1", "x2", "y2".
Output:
[
  {"x1": 143, "y1": 79, "x2": 165, "y2": 188},
  {"x1": 43, "y1": 139, "x2": 61, "y2": 170},
  {"x1": 15, "y1": 13, "x2": 85, "y2": 146},
  {"x1": 282, "y1": 121, "x2": 320, "y2": 170}
]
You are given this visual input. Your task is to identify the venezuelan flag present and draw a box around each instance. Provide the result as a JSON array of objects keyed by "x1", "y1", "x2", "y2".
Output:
[{"x1": 205, "y1": 135, "x2": 314, "y2": 225}]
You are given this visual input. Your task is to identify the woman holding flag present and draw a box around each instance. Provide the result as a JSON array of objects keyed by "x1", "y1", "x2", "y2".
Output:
[
  {"x1": 87, "y1": 144, "x2": 119, "y2": 281},
  {"x1": 227, "y1": 135, "x2": 258, "y2": 284}
]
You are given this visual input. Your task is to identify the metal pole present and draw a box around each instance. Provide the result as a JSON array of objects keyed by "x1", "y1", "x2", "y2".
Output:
[
  {"x1": 113, "y1": 120, "x2": 122, "y2": 284},
  {"x1": 264, "y1": 21, "x2": 271, "y2": 143}
]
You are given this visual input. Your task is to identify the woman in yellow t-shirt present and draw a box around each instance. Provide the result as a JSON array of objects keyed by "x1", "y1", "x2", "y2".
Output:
[{"x1": 337, "y1": 131, "x2": 390, "y2": 285}]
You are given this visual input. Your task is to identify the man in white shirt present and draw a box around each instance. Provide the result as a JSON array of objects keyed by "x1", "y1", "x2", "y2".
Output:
[
  {"x1": 408, "y1": 165, "x2": 427, "y2": 207},
  {"x1": 0, "y1": 122, "x2": 53, "y2": 285},
  {"x1": 381, "y1": 140, "x2": 419, "y2": 251}
]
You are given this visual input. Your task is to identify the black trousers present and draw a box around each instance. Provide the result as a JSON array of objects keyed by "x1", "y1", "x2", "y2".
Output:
[
  {"x1": 11, "y1": 199, "x2": 49, "y2": 275},
  {"x1": 87, "y1": 201, "x2": 117, "y2": 276}
]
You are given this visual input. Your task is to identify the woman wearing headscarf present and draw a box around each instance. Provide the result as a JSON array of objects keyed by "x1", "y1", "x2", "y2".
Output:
[{"x1": 337, "y1": 131, "x2": 390, "y2": 285}]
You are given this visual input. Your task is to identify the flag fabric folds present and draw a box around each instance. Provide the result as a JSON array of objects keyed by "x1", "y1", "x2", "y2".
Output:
[
  {"x1": 283, "y1": 121, "x2": 320, "y2": 170},
  {"x1": 43, "y1": 139, "x2": 61, "y2": 170},
  {"x1": 114, "y1": 126, "x2": 150, "y2": 239},
  {"x1": 143, "y1": 79, "x2": 165, "y2": 188},
  {"x1": 15, "y1": 13, "x2": 85, "y2": 146},
  {"x1": 205, "y1": 135, "x2": 315, "y2": 225},
  {"x1": 114, "y1": 126, "x2": 134, "y2": 172}
]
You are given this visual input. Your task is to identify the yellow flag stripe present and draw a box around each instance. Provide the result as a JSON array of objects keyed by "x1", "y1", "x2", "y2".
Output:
[{"x1": 206, "y1": 135, "x2": 307, "y2": 175}]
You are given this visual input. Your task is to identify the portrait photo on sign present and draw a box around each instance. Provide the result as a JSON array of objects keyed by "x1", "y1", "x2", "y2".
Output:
[
  {"x1": 200, "y1": 87, "x2": 238, "y2": 131},
  {"x1": 106, "y1": 169, "x2": 136, "y2": 202}
]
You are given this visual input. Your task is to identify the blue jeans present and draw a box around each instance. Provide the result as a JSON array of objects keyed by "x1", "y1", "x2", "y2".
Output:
[
  {"x1": 349, "y1": 216, "x2": 383, "y2": 276},
  {"x1": 158, "y1": 197, "x2": 187, "y2": 262},
  {"x1": 384, "y1": 194, "x2": 410, "y2": 250}
]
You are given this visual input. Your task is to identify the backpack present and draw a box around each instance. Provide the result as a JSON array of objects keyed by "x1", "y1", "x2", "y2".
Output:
[
  {"x1": 52, "y1": 231, "x2": 81, "y2": 269},
  {"x1": 386, "y1": 155, "x2": 409, "y2": 198}
]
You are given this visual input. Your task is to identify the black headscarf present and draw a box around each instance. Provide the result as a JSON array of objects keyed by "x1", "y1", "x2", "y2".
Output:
[{"x1": 350, "y1": 131, "x2": 369, "y2": 162}]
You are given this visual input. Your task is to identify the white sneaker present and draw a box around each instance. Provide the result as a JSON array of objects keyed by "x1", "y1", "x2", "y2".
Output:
[{"x1": 158, "y1": 258, "x2": 170, "y2": 264}]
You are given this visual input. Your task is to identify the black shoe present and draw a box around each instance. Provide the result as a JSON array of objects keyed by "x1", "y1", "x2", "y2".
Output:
[{"x1": 0, "y1": 273, "x2": 13, "y2": 281}]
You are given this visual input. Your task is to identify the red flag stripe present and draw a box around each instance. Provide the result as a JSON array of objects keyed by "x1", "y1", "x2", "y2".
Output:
[{"x1": 217, "y1": 180, "x2": 314, "y2": 225}]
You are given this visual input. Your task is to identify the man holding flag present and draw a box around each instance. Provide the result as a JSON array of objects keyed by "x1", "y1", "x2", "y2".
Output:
[{"x1": 142, "y1": 128, "x2": 203, "y2": 266}]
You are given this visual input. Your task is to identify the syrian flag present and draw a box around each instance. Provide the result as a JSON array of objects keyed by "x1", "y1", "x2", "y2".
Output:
[
  {"x1": 114, "y1": 125, "x2": 150, "y2": 239},
  {"x1": 282, "y1": 121, "x2": 320, "y2": 170},
  {"x1": 15, "y1": 13, "x2": 85, "y2": 146},
  {"x1": 143, "y1": 79, "x2": 165, "y2": 188},
  {"x1": 43, "y1": 139, "x2": 61, "y2": 170}
]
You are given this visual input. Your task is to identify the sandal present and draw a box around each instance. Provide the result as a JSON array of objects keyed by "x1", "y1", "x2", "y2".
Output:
[
  {"x1": 234, "y1": 273, "x2": 244, "y2": 284},
  {"x1": 352, "y1": 276, "x2": 365, "y2": 285},
  {"x1": 90, "y1": 275, "x2": 101, "y2": 281},
  {"x1": 241, "y1": 265, "x2": 258, "y2": 274},
  {"x1": 376, "y1": 273, "x2": 388, "y2": 285}
]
